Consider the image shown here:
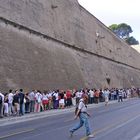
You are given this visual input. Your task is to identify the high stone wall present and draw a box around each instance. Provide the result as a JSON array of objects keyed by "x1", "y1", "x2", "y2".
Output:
[
  {"x1": 0, "y1": 20, "x2": 85, "y2": 91},
  {"x1": 0, "y1": 0, "x2": 140, "y2": 91}
]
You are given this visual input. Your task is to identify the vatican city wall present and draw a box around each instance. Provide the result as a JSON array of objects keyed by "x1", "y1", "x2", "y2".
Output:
[{"x1": 0, "y1": 0, "x2": 140, "y2": 91}]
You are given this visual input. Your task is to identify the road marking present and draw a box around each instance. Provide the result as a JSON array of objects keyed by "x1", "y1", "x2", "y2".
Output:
[
  {"x1": 132, "y1": 133, "x2": 140, "y2": 140},
  {"x1": 80, "y1": 123, "x2": 117, "y2": 140},
  {"x1": 64, "y1": 118, "x2": 74, "y2": 122},
  {"x1": 0, "y1": 128, "x2": 35, "y2": 139},
  {"x1": 80, "y1": 113, "x2": 140, "y2": 140}
]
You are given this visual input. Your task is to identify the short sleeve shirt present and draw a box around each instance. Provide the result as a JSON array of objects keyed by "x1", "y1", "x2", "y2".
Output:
[{"x1": 78, "y1": 100, "x2": 87, "y2": 112}]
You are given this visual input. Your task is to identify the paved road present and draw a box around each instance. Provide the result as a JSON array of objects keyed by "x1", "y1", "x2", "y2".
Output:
[{"x1": 0, "y1": 98, "x2": 140, "y2": 140}]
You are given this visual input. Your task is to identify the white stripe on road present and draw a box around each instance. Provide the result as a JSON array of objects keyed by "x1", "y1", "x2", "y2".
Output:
[
  {"x1": 81, "y1": 112, "x2": 140, "y2": 140},
  {"x1": 0, "y1": 129, "x2": 35, "y2": 139},
  {"x1": 132, "y1": 133, "x2": 140, "y2": 140},
  {"x1": 93, "y1": 113, "x2": 140, "y2": 140}
]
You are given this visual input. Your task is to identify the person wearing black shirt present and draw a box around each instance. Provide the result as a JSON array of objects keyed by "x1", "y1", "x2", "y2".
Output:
[
  {"x1": 19, "y1": 89, "x2": 25, "y2": 116},
  {"x1": 13, "y1": 90, "x2": 20, "y2": 116},
  {"x1": 59, "y1": 91, "x2": 65, "y2": 109}
]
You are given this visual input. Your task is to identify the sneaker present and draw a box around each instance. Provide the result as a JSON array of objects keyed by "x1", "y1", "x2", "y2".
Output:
[
  {"x1": 88, "y1": 134, "x2": 95, "y2": 138},
  {"x1": 69, "y1": 131, "x2": 73, "y2": 137}
]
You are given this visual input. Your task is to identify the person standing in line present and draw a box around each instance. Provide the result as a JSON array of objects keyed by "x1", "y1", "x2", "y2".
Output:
[
  {"x1": 94, "y1": 89, "x2": 100, "y2": 104},
  {"x1": 0, "y1": 92, "x2": 4, "y2": 118},
  {"x1": 53, "y1": 90, "x2": 59, "y2": 109},
  {"x1": 35, "y1": 90, "x2": 42, "y2": 112},
  {"x1": 75, "y1": 90, "x2": 82, "y2": 105},
  {"x1": 48, "y1": 90, "x2": 53, "y2": 110},
  {"x1": 25, "y1": 92, "x2": 30, "y2": 113},
  {"x1": 42, "y1": 91, "x2": 49, "y2": 111},
  {"x1": 4, "y1": 93, "x2": 9, "y2": 117},
  {"x1": 66, "y1": 90, "x2": 72, "y2": 108},
  {"x1": 103, "y1": 89, "x2": 109, "y2": 106},
  {"x1": 118, "y1": 89, "x2": 123, "y2": 102},
  {"x1": 89, "y1": 89, "x2": 94, "y2": 104},
  {"x1": 13, "y1": 90, "x2": 20, "y2": 116},
  {"x1": 69, "y1": 94, "x2": 94, "y2": 138},
  {"x1": 59, "y1": 90, "x2": 65, "y2": 109},
  {"x1": 29, "y1": 90, "x2": 35, "y2": 112},
  {"x1": 19, "y1": 89, "x2": 25, "y2": 116},
  {"x1": 8, "y1": 89, "x2": 14, "y2": 116}
]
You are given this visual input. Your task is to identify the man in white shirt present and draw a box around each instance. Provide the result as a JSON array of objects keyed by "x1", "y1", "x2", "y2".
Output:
[
  {"x1": 53, "y1": 90, "x2": 59, "y2": 109},
  {"x1": 75, "y1": 90, "x2": 83, "y2": 104},
  {"x1": 8, "y1": 89, "x2": 14, "y2": 115},
  {"x1": 29, "y1": 90, "x2": 35, "y2": 112},
  {"x1": 103, "y1": 89, "x2": 110, "y2": 106},
  {"x1": 118, "y1": 89, "x2": 123, "y2": 102},
  {"x1": 89, "y1": 89, "x2": 94, "y2": 104},
  {"x1": 0, "y1": 92, "x2": 4, "y2": 118}
]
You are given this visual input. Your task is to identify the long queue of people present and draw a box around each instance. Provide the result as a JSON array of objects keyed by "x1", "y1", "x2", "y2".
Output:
[{"x1": 0, "y1": 87, "x2": 139, "y2": 118}]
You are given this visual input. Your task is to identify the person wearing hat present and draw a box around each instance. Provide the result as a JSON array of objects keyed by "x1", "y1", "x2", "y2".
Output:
[{"x1": 69, "y1": 94, "x2": 94, "y2": 138}]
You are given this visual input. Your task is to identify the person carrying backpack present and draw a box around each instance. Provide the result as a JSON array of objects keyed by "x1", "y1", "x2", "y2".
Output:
[
  {"x1": 0, "y1": 92, "x2": 4, "y2": 118},
  {"x1": 69, "y1": 94, "x2": 94, "y2": 138}
]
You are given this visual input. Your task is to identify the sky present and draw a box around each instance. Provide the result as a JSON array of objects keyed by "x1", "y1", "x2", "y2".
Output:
[{"x1": 78, "y1": 0, "x2": 140, "y2": 42}]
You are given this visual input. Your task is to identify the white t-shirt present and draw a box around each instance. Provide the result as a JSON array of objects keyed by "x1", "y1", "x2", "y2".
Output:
[
  {"x1": 48, "y1": 92, "x2": 53, "y2": 99},
  {"x1": 8, "y1": 93, "x2": 14, "y2": 104},
  {"x1": 89, "y1": 90, "x2": 94, "y2": 98},
  {"x1": 103, "y1": 90, "x2": 109, "y2": 98},
  {"x1": 76, "y1": 91, "x2": 83, "y2": 98},
  {"x1": 54, "y1": 92, "x2": 59, "y2": 100},
  {"x1": 42, "y1": 94, "x2": 49, "y2": 100},
  {"x1": 35, "y1": 92, "x2": 42, "y2": 103},
  {"x1": 0, "y1": 93, "x2": 4, "y2": 103}
]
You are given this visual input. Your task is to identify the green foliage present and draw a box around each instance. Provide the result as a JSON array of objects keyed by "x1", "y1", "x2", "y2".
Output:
[
  {"x1": 117, "y1": 23, "x2": 132, "y2": 39},
  {"x1": 126, "y1": 36, "x2": 139, "y2": 45},
  {"x1": 109, "y1": 24, "x2": 118, "y2": 31},
  {"x1": 109, "y1": 23, "x2": 139, "y2": 45}
]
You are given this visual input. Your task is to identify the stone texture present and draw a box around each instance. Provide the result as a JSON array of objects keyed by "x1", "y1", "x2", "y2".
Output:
[{"x1": 0, "y1": 0, "x2": 140, "y2": 91}]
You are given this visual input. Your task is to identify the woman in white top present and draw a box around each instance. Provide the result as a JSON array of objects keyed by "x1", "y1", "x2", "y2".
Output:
[
  {"x1": 103, "y1": 89, "x2": 109, "y2": 106},
  {"x1": 4, "y1": 94, "x2": 9, "y2": 116},
  {"x1": 42, "y1": 91, "x2": 49, "y2": 110},
  {"x1": 35, "y1": 91, "x2": 42, "y2": 112}
]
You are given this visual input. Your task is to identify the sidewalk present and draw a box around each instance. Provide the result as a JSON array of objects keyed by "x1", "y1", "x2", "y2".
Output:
[{"x1": 0, "y1": 100, "x2": 120, "y2": 126}]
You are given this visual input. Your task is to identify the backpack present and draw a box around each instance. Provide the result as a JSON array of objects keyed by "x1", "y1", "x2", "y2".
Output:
[{"x1": 0, "y1": 95, "x2": 2, "y2": 104}]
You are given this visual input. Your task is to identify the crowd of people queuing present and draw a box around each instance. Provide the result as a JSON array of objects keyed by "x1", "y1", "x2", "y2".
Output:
[{"x1": 0, "y1": 87, "x2": 139, "y2": 118}]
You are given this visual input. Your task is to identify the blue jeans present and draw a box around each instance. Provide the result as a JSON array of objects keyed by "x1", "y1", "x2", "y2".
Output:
[
  {"x1": 19, "y1": 103, "x2": 25, "y2": 115},
  {"x1": 30, "y1": 100, "x2": 35, "y2": 112},
  {"x1": 70, "y1": 113, "x2": 91, "y2": 136}
]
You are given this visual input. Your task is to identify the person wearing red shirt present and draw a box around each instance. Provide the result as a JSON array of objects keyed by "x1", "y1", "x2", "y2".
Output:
[{"x1": 66, "y1": 90, "x2": 72, "y2": 107}]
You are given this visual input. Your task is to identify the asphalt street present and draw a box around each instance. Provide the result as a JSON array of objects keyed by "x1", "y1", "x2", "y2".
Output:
[{"x1": 0, "y1": 98, "x2": 140, "y2": 140}]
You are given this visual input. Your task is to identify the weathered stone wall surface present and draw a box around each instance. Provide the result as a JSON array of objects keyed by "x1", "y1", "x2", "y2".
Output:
[
  {"x1": 0, "y1": 0, "x2": 140, "y2": 91},
  {"x1": 0, "y1": 21, "x2": 85, "y2": 91}
]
